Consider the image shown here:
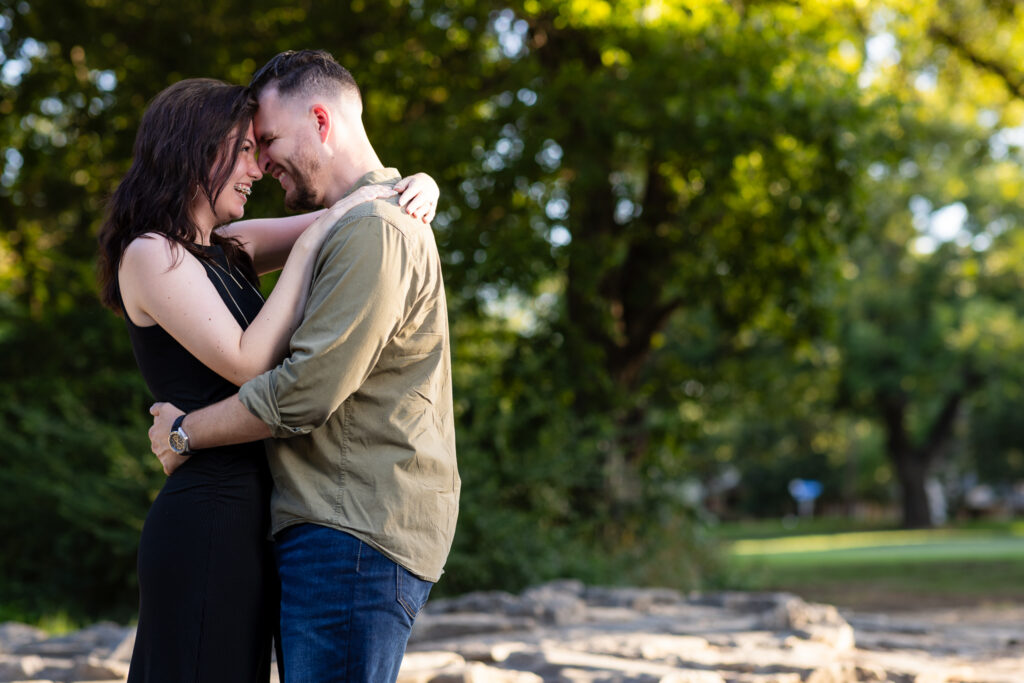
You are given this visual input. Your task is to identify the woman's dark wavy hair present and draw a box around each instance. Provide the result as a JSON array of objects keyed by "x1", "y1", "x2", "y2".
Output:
[{"x1": 98, "y1": 78, "x2": 259, "y2": 314}]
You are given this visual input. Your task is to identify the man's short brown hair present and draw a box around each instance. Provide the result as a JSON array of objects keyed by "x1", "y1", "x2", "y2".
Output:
[{"x1": 249, "y1": 49, "x2": 360, "y2": 103}]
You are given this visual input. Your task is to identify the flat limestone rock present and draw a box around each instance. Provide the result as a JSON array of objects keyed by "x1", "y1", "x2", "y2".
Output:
[
  {"x1": 0, "y1": 625, "x2": 47, "y2": 656},
  {"x1": 4, "y1": 584, "x2": 1023, "y2": 682},
  {"x1": 398, "y1": 653, "x2": 543, "y2": 683},
  {"x1": 583, "y1": 587, "x2": 684, "y2": 611},
  {"x1": 69, "y1": 655, "x2": 129, "y2": 681},
  {"x1": 14, "y1": 623, "x2": 130, "y2": 659},
  {"x1": 427, "y1": 592, "x2": 525, "y2": 615},
  {"x1": 0, "y1": 653, "x2": 44, "y2": 680},
  {"x1": 411, "y1": 613, "x2": 540, "y2": 644}
]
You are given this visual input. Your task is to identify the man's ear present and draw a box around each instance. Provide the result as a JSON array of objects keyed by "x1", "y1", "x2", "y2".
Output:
[{"x1": 311, "y1": 104, "x2": 331, "y2": 143}]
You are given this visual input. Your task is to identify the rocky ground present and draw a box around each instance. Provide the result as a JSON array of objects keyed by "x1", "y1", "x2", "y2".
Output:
[{"x1": 1, "y1": 581, "x2": 1021, "y2": 682}]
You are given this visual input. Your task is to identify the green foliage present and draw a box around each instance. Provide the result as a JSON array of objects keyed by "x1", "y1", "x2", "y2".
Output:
[
  {"x1": 443, "y1": 314, "x2": 721, "y2": 593},
  {"x1": 4, "y1": 0, "x2": 1024, "y2": 620},
  {"x1": 0, "y1": 306, "x2": 162, "y2": 621}
]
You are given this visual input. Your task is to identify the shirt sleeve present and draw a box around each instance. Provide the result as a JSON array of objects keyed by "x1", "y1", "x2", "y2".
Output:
[{"x1": 239, "y1": 214, "x2": 410, "y2": 437}]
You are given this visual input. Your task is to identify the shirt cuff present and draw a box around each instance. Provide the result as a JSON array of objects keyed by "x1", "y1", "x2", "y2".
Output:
[{"x1": 239, "y1": 372, "x2": 307, "y2": 439}]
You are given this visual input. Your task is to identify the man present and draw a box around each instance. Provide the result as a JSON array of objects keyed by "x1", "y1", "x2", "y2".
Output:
[{"x1": 149, "y1": 50, "x2": 459, "y2": 683}]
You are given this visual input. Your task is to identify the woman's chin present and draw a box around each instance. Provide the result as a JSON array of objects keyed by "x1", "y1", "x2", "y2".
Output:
[{"x1": 214, "y1": 208, "x2": 245, "y2": 226}]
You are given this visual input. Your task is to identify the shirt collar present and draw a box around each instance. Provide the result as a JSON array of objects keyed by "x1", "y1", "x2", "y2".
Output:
[{"x1": 344, "y1": 168, "x2": 402, "y2": 197}]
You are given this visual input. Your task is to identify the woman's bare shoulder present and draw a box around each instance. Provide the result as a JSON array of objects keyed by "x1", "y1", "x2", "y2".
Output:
[{"x1": 121, "y1": 233, "x2": 189, "y2": 273}]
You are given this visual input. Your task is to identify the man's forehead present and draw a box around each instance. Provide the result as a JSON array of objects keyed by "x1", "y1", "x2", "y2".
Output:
[
  {"x1": 253, "y1": 112, "x2": 283, "y2": 141},
  {"x1": 253, "y1": 88, "x2": 295, "y2": 137},
  {"x1": 252, "y1": 108, "x2": 274, "y2": 139}
]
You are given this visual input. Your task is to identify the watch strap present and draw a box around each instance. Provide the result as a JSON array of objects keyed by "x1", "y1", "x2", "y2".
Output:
[{"x1": 170, "y1": 414, "x2": 191, "y2": 455}]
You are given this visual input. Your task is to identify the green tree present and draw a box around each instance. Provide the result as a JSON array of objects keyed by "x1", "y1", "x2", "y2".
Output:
[
  {"x1": 5, "y1": 0, "x2": 1024, "y2": 619},
  {"x1": 828, "y1": 0, "x2": 1024, "y2": 527}
]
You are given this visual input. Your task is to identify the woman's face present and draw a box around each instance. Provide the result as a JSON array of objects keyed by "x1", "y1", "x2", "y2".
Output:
[{"x1": 210, "y1": 123, "x2": 262, "y2": 223}]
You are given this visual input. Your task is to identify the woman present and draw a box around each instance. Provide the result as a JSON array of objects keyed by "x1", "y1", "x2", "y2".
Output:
[{"x1": 96, "y1": 78, "x2": 439, "y2": 681}]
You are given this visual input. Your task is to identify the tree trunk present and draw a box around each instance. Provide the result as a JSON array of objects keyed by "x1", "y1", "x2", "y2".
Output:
[
  {"x1": 892, "y1": 450, "x2": 933, "y2": 528},
  {"x1": 880, "y1": 395, "x2": 936, "y2": 528},
  {"x1": 880, "y1": 386, "x2": 971, "y2": 528}
]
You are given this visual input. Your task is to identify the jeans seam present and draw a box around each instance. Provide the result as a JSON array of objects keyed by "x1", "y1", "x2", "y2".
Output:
[
  {"x1": 396, "y1": 567, "x2": 418, "y2": 620},
  {"x1": 355, "y1": 539, "x2": 363, "y2": 574}
]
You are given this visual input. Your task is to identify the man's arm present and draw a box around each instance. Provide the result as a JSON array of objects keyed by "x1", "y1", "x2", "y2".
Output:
[
  {"x1": 149, "y1": 396, "x2": 271, "y2": 475},
  {"x1": 150, "y1": 212, "x2": 409, "y2": 474},
  {"x1": 237, "y1": 213, "x2": 410, "y2": 437}
]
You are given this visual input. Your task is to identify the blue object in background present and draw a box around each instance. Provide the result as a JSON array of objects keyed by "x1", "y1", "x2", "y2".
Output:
[{"x1": 788, "y1": 478, "x2": 823, "y2": 517}]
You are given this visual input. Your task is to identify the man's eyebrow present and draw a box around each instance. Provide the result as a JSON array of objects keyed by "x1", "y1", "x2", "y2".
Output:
[{"x1": 256, "y1": 131, "x2": 274, "y2": 144}]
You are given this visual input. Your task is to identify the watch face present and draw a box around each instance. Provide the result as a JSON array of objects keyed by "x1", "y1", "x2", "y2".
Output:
[{"x1": 169, "y1": 430, "x2": 187, "y2": 454}]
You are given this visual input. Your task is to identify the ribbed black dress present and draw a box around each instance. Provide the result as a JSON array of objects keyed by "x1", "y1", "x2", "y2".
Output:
[{"x1": 122, "y1": 245, "x2": 276, "y2": 683}]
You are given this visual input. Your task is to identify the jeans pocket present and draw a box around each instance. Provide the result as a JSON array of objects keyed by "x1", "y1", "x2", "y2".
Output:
[{"x1": 396, "y1": 565, "x2": 432, "y2": 621}]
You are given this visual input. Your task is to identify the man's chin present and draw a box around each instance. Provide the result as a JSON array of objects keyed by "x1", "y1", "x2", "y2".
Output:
[{"x1": 284, "y1": 190, "x2": 321, "y2": 213}]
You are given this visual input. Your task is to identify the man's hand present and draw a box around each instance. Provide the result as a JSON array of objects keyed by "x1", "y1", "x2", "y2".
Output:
[{"x1": 149, "y1": 402, "x2": 188, "y2": 476}]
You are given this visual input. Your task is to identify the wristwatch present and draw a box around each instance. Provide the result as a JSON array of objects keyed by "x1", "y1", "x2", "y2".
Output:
[{"x1": 168, "y1": 414, "x2": 192, "y2": 455}]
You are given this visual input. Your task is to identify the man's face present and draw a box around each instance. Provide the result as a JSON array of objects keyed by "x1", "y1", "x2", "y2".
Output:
[{"x1": 253, "y1": 87, "x2": 323, "y2": 211}]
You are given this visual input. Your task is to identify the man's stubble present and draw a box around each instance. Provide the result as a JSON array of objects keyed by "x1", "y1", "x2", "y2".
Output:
[{"x1": 282, "y1": 145, "x2": 323, "y2": 212}]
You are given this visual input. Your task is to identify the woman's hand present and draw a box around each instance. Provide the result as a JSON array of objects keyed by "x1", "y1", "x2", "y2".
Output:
[{"x1": 395, "y1": 173, "x2": 439, "y2": 223}]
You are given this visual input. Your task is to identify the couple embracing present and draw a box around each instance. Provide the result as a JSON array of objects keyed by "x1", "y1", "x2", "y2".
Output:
[{"x1": 98, "y1": 50, "x2": 459, "y2": 682}]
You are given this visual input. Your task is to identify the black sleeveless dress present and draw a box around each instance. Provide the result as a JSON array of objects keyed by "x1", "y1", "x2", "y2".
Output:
[{"x1": 122, "y1": 245, "x2": 277, "y2": 683}]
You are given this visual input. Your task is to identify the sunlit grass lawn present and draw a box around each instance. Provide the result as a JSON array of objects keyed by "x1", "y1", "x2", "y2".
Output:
[{"x1": 717, "y1": 519, "x2": 1024, "y2": 609}]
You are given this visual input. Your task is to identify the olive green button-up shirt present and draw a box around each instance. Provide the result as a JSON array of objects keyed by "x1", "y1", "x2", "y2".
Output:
[{"x1": 239, "y1": 168, "x2": 459, "y2": 582}]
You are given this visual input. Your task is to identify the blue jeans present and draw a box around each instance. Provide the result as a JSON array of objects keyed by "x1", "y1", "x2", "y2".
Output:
[{"x1": 274, "y1": 524, "x2": 433, "y2": 683}]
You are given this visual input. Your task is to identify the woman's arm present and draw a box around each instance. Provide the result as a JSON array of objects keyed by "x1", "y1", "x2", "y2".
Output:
[
  {"x1": 119, "y1": 184, "x2": 396, "y2": 387},
  {"x1": 217, "y1": 209, "x2": 326, "y2": 276},
  {"x1": 219, "y1": 172, "x2": 441, "y2": 275}
]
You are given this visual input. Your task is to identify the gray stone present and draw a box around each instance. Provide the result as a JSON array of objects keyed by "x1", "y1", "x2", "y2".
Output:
[
  {"x1": 22, "y1": 656, "x2": 74, "y2": 682},
  {"x1": 804, "y1": 663, "x2": 860, "y2": 683},
  {"x1": 70, "y1": 654, "x2": 130, "y2": 681},
  {"x1": 506, "y1": 646, "x2": 727, "y2": 682},
  {"x1": 452, "y1": 663, "x2": 543, "y2": 682},
  {"x1": 0, "y1": 624, "x2": 47, "y2": 656},
  {"x1": 399, "y1": 651, "x2": 544, "y2": 683},
  {"x1": 518, "y1": 582, "x2": 587, "y2": 625},
  {"x1": 758, "y1": 596, "x2": 856, "y2": 651},
  {"x1": 687, "y1": 592, "x2": 791, "y2": 613},
  {"x1": 583, "y1": 587, "x2": 684, "y2": 611},
  {"x1": 425, "y1": 592, "x2": 523, "y2": 616},
  {"x1": 15, "y1": 622, "x2": 130, "y2": 659},
  {"x1": 105, "y1": 630, "x2": 135, "y2": 665},
  {"x1": 0, "y1": 653, "x2": 44, "y2": 680},
  {"x1": 411, "y1": 613, "x2": 538, "y2": 644},
  {"x1": 398, "y1": 651, "x2": 467, "y2": 682},
  {"x1": 3, "y1": 585, "x2": 1023, "y2": 683}
]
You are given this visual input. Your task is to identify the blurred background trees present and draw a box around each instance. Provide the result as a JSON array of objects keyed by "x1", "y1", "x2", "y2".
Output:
[{"x1": 3, "y1": 0, "x2": 1024, "y2": 622}]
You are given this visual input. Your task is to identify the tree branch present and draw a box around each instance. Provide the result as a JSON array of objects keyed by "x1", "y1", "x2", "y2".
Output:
[
  {"x1": 928, "y1": 23, "x2": 1024, "y2": 99},
  {"x1": 920, "y1": 367, "x2": 985, "y2": 456},
  {"x1": 880, "y1": 393, "x2": 911, "y2": 458}
]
